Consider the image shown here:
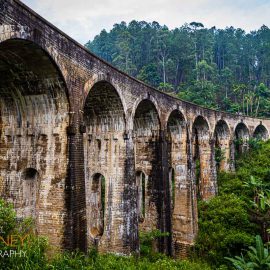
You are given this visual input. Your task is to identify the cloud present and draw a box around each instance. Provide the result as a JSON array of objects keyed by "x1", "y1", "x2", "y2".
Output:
[{"x1": 21, "y1": 0, "x2": 270, "y2": 44}]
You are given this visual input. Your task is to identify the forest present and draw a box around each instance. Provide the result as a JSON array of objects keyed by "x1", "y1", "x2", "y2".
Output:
[{"x1": 86, "y1": 21, "x2": 270, "y2": 117}]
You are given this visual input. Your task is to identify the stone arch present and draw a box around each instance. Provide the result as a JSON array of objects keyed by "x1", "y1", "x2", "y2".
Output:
[
  {"x1": 192, "y1": 115, "x2": 210, "y2": 145},
  {"x1": 192, "y1": 115, "x2": 216, "y2": 200},
  {"x1": 166, "y1": 110, "x2": 186, "y2": 210},
  {"x1": 84, "y1": 76, "x2": 128, "y2": 118},
  {"x1": 214, "y1": 120, "x2": 231, "y2": 171},
  {"x1": 253, "y1": 124, "x2": 269, "y2": 140},
  {"x1": 0, "y1": 38, "x2": 70, "y2": 248},
  {"x1": 130, "y1": 94, "x2": 161, "y2": 130},
  {"x1": 234, "y1": 122, "x2": 250, "y2": 154},
  {"x1": 133, "y1": 99, "x2": 160, "y2": 136},
  {"x1": 89, "y1": 173, "x2": 106, "y2": 240},
  {"x1": 133, "y1": 99, "x2": 161, "y2": 234},
  {"x1": 167, "y1": 109, "x2": 186, "y2": 139},
  {"x1": 83, "y1": 80, "x2": 126, "y2": 133},
  {"x1": 83, "y1": 80, "x2": 128, "y2": 252}
]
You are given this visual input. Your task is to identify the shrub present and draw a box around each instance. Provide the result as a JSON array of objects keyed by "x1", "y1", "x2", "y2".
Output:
[{"x1": 195, "y1": 194, "x2": 256, "y2": 266}]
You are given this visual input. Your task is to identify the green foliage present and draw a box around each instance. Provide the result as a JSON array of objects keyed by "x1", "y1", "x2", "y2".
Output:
[
  {"x1": 0, "y1": 200, "x2": 16, "y2": 243},
  {"x1": 0, "y1": 198, "x2": 48, "y2": 270},
  {"x1": 48, "y1": 251, "x2": 212, "y2": 270},
  {"x1": 215, "y1": 147, "x2": 225, "y2": 170},
  {"x1": 226, "y1": 235, "x2": 270, "y2": 269},
  {"x1": 86, "y1": 22, "x2": 270, "y2": 117},
  {"x1": 0, "y1": 200, "x2": 211, "y2": 269},
  {"x1": 195, "y1": 194, "x2": 255, "y2": 266},
  {"x1": 139, "y1": 229, "x2": 169, "y2": 259},
  {"x1": 196, "y1": 141, "x2": 270, "y2": 267}
]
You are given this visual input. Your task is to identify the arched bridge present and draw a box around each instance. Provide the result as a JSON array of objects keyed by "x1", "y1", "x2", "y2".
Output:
[{"x1": 0, "y1": 0, "x2": 269, "y2": 258}]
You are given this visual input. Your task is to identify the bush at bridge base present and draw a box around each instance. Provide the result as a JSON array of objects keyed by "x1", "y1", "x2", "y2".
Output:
[
  {"x1": 0, "y1": 199, "x2": 211, "y2": 269},
  {"x1": 195, "y1": 140, "x2": 270, "y2": 269}
]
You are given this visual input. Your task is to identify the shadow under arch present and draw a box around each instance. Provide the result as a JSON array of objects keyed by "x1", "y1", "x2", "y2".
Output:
[
  {"x1": 83, "y1": 80, "x2": 127, "y2": 133},
  {"x1": 253, "y1": 124, "x2": 269, "y2": 141},
  {"x1": 0, "y1": 38, "x2": 70, "y2": 105},
  {"x1": 133, "y1": 99, "x2": 161, "y2": 136},
  {"x1": 83, "y1": 80, "x2": 133, "y2": 253},
  {"x1": 0, "y1": 38, "x2": 72, "y2": 249},
  {"x1": 133, "y1": 98, "x2": 165, "y2": 251},
  {"x1": 234, "y1": 122, "x2": 250, "y2": 155},
  {"x1": 192, "y1": 115, "x2": 216, "y2": 200},
  {"x1": 214, "y1": 119, "x2": 231, "y2": 171}
]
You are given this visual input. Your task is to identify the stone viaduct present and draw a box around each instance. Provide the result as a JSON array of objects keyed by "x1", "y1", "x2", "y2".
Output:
[{"x1": 0, "y1": 0, "x2": 270, "y2": 258}]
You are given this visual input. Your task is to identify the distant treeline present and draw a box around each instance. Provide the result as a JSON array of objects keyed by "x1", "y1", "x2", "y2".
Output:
[{"x1": 86, "y1": 21, "x2": 270, "y2": 117}]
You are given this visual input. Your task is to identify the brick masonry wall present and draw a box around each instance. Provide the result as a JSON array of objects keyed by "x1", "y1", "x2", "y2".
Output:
[{"x1": 1, "y1": 0, "x2": 270, "y2": 258}]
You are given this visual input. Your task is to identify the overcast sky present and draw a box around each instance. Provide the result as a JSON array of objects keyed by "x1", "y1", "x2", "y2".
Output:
[{"x1": 21, "y1": 0, "x2": 270, "y2": 45}]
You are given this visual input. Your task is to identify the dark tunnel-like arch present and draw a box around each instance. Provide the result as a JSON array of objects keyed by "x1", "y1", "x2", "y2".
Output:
[
  {"x1": 253, "y1": 124, "x2": 269, "y2": 141},
  {"x1": 166, "y1": 110, "x2": 186, "y2": 209},
  {"x1": 83, "y1": 81, "x2": 127, "y2": 249},
  {"x1": 133, "y1": 99, "x2": 161, "y2": 238},
  {"x1": 192, "y1": 115, "x2": 216, "y2": 200},
  {"x1": 214, "y1": 120, "x2": 230, "y2": 171},
  {"x1": 0, "y1": 38, "x2": 70, "y2": 247},
  {"x1": 89, "y1": 173, "x2": 106, "y2": 240},
  {"x1": 133, "y1": 99, "x2": 160, "y2": 136},
  {"x1": 83, "y1": 81, "x2": 126, "y2": 133},
  {"x1": 234, "y1": 122, "x2": 250, "y2": 155}
]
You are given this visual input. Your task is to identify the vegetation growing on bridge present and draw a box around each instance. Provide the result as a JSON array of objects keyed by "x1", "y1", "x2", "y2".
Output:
[{"x1": 86, "y1": 22, "x2": 270, "y2": 117}]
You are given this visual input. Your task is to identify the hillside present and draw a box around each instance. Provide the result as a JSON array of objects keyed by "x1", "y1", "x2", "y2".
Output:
[{"x1": 85, "y1": 21, "x2": 270, "y2": 117}]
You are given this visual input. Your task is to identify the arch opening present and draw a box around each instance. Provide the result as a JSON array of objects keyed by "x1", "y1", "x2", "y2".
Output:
[
  {"x1": 192, "y1": 116, "x2": 213, "y2": 200},
  {"x1": 83, "y1": 81, "x2": 126, "y2": 249},
  {"x1": 90, "y1": 173, "x2": 106, "y2": 239},
  {"x1": 133, "y1": 99, "x2": 160, "y2": 233},
  {"x1": 253, "y1": 124, "x2": 269, "y2": 141},
  {"x1": 21, "y1": 168, "x2": 39, "y2": 219},
  {"x1": 83, "y1": 81, "x2": 125, "y2": 133},
  {"x1": 134, "y1": 99, "x2": 160, "y2": 136},
  {"x1": 214, "y1": 120, "x2": 230, "y2": 172},
  {"x1": 166, "y1": 110, "x2": 186, "y2": 209},
  {"x1": 234, "y1": 123, "x2": 249, "y2": 155},
  {"x1": 0, "y1": 39, "x2": 70, "y2": 248}
]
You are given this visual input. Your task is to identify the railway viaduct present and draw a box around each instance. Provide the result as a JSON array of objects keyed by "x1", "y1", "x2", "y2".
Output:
[{"x1": 0, "y1": 0, "x2": 270, "y2": 258}]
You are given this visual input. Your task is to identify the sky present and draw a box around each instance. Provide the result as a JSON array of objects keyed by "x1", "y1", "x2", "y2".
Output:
[{"x1": 21, "y1": 0, "x2": 270, "y2": 45}]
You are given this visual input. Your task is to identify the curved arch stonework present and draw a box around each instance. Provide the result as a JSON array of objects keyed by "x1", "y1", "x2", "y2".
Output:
[
  {"x1": 192, "y1": 115, "x2": 217, "y2": 200},
  {"x1": 133, "y1": 99, "x2": 161, "y2": 239},
  {"x1": 253, "y1": 124, "x2": 269, "y2": 140},
  {"x1": 0, "y1": 38, "x2": 70, "y2": 248},
  {"x1": 166, "y1": 110, "x2": 196, "y2": 257},
  {"x1": 2, "y1": 0, "x2": 270, "y2": 258},
  {"x1": 234, "y1": 122, "x2": 250, "y2": 154},
  {"x1": 214, "y1": 120, "x2": 231, "y2": 171}
]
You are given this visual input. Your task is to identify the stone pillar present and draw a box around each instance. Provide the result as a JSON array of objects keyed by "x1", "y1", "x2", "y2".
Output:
[
  {"x1": 229, "y1": 139, "x2": 236, "y2": 172},
  {"x1": 218, "y1": 138, "x2": 231, "y2": 172},
  {"x1": 171, "y1": 128, "x2": 198, "y2": 258},
  {"x1": 199, "y1": 138, "x2": 217, "y2": 200},
  {"x1": 122, "y1": 130, "x2": 139, "y2": 254},
  {"x1": 159, "y1": 130, "x2": 172, "y2": 255},
  {"x1": 65, "y1": 111, "x2": 87, "y2": 252}
]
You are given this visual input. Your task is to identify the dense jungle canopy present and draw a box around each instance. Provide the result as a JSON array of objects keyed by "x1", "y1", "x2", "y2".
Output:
[{"x1": 86, "y1": 21, "x2": 270, "y2": 117}]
